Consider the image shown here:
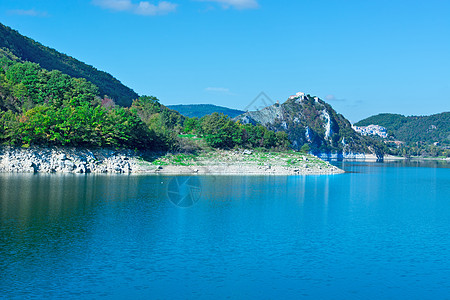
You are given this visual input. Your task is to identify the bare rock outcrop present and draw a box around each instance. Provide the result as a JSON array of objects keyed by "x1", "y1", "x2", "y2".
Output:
[{"x1": 0, "y1": 146, "x2": 139, "y2": 174}]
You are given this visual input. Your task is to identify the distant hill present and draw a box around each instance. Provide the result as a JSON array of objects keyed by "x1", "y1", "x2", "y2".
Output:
[
  {"x1": 0, "y1": 22, "x2": 138, "y2": 107},
  {"x1": 356, "y1": 113, "x2": 450, "y2": 144},
  {"x1": 355, "y1": 113, "x2": 408, "y2": 131},
  {"x1": 234, "y1": 92, "x2": 385, "y2": 158},
  {"x1": 167, "y1": 104, "x2": 245, "y2": 118}
]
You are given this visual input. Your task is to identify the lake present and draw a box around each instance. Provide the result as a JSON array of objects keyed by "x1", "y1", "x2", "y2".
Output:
[{"x1": 1, "y1": 161, "x2": 450, "y2": 299}]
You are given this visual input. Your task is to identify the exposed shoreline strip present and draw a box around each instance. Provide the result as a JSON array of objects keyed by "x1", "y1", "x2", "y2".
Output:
[{"x1": 0, "y1": 147, "x2": 344, "y2": 175}]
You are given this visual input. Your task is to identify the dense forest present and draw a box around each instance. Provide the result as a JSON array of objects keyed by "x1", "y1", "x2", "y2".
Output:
[
  {"x1": 168, "y1": 104, "x2": 245, "y2": 118},
  {"x1": 0, "y1": 22, "x2": 138, "y2": 107},
  {"x1": 356, "y1": 113, "x2": 450, "y2": 157},
  {"x1": 0, "y1": 54, "x2": 289, "y2": 152}
]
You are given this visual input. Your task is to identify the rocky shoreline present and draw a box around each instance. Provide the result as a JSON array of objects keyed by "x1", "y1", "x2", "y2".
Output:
[
  {"x1": 0, "y1": 146, "x2": 344, "y2": 175},
  {"x1": 0, "y1": 146, "x2": 140, "y2": 174}
]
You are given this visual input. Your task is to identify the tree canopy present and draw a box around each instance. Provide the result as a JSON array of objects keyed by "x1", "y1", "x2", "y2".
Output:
[{"x1": 0, "y1": 55, "x2": 288, "y2": 153}]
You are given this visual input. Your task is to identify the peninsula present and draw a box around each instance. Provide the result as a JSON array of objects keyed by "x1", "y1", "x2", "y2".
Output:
[{"x1": 0, "y1": 22, "x2": 345, "y2": 175}]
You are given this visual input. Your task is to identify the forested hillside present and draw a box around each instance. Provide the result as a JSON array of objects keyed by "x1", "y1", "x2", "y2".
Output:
[
  {"x1": 0, "y1": 22, "x2": 138, "y2": 107},
  {"x1": 356, "y1": 113, "x2": 450, "y2": 157},
  {"x1": 356, "y1": 113, "x2": 450, "y2": 144}
]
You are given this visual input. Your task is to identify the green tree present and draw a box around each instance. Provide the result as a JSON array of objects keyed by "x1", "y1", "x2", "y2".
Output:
[
  {"x1": 183, "y1": 117, "x2": 199, "y2": 133},
  {"x1": 263, "y1": 130, "x2": 276, "y2": 148},
  {"x1": 300, "y1": 143, "x2": 311, "y2": 153}
]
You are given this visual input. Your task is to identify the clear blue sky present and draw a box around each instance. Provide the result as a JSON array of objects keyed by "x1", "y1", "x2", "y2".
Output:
[{"x1": 1, "y1": 0, "x2": 449, "y2": 121}]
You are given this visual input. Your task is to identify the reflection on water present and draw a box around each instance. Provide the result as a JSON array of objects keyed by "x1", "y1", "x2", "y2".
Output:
[
  {"x1": 1, "y1": 175, "x2": 144, "y2": 224},
  {"x1": 335, "y1": 159, "x2": 450, "y2": 173},
  {"x1": 0, "y1": 162, "x2": 450, "y2": 299}
]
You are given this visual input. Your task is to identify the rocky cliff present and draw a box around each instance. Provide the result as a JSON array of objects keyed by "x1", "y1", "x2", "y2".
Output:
[{"x1": 235, "y1": 92, "x2": 384, "y2": 159}]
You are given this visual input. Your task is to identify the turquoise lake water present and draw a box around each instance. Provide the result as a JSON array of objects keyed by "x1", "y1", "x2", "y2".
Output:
[{"x1": 1, "y1": 161, "x2": 450, "y2": 299}]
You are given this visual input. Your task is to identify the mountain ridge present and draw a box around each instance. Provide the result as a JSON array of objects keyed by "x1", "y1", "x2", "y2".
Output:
[{"x1": 167, "y1": 104, "x2": 245, "y2": 118}]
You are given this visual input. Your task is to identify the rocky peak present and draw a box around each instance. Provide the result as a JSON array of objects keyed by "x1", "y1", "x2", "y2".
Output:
[{"x1": 235, "y1": 92, "x2": 384, "y2": 158}]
